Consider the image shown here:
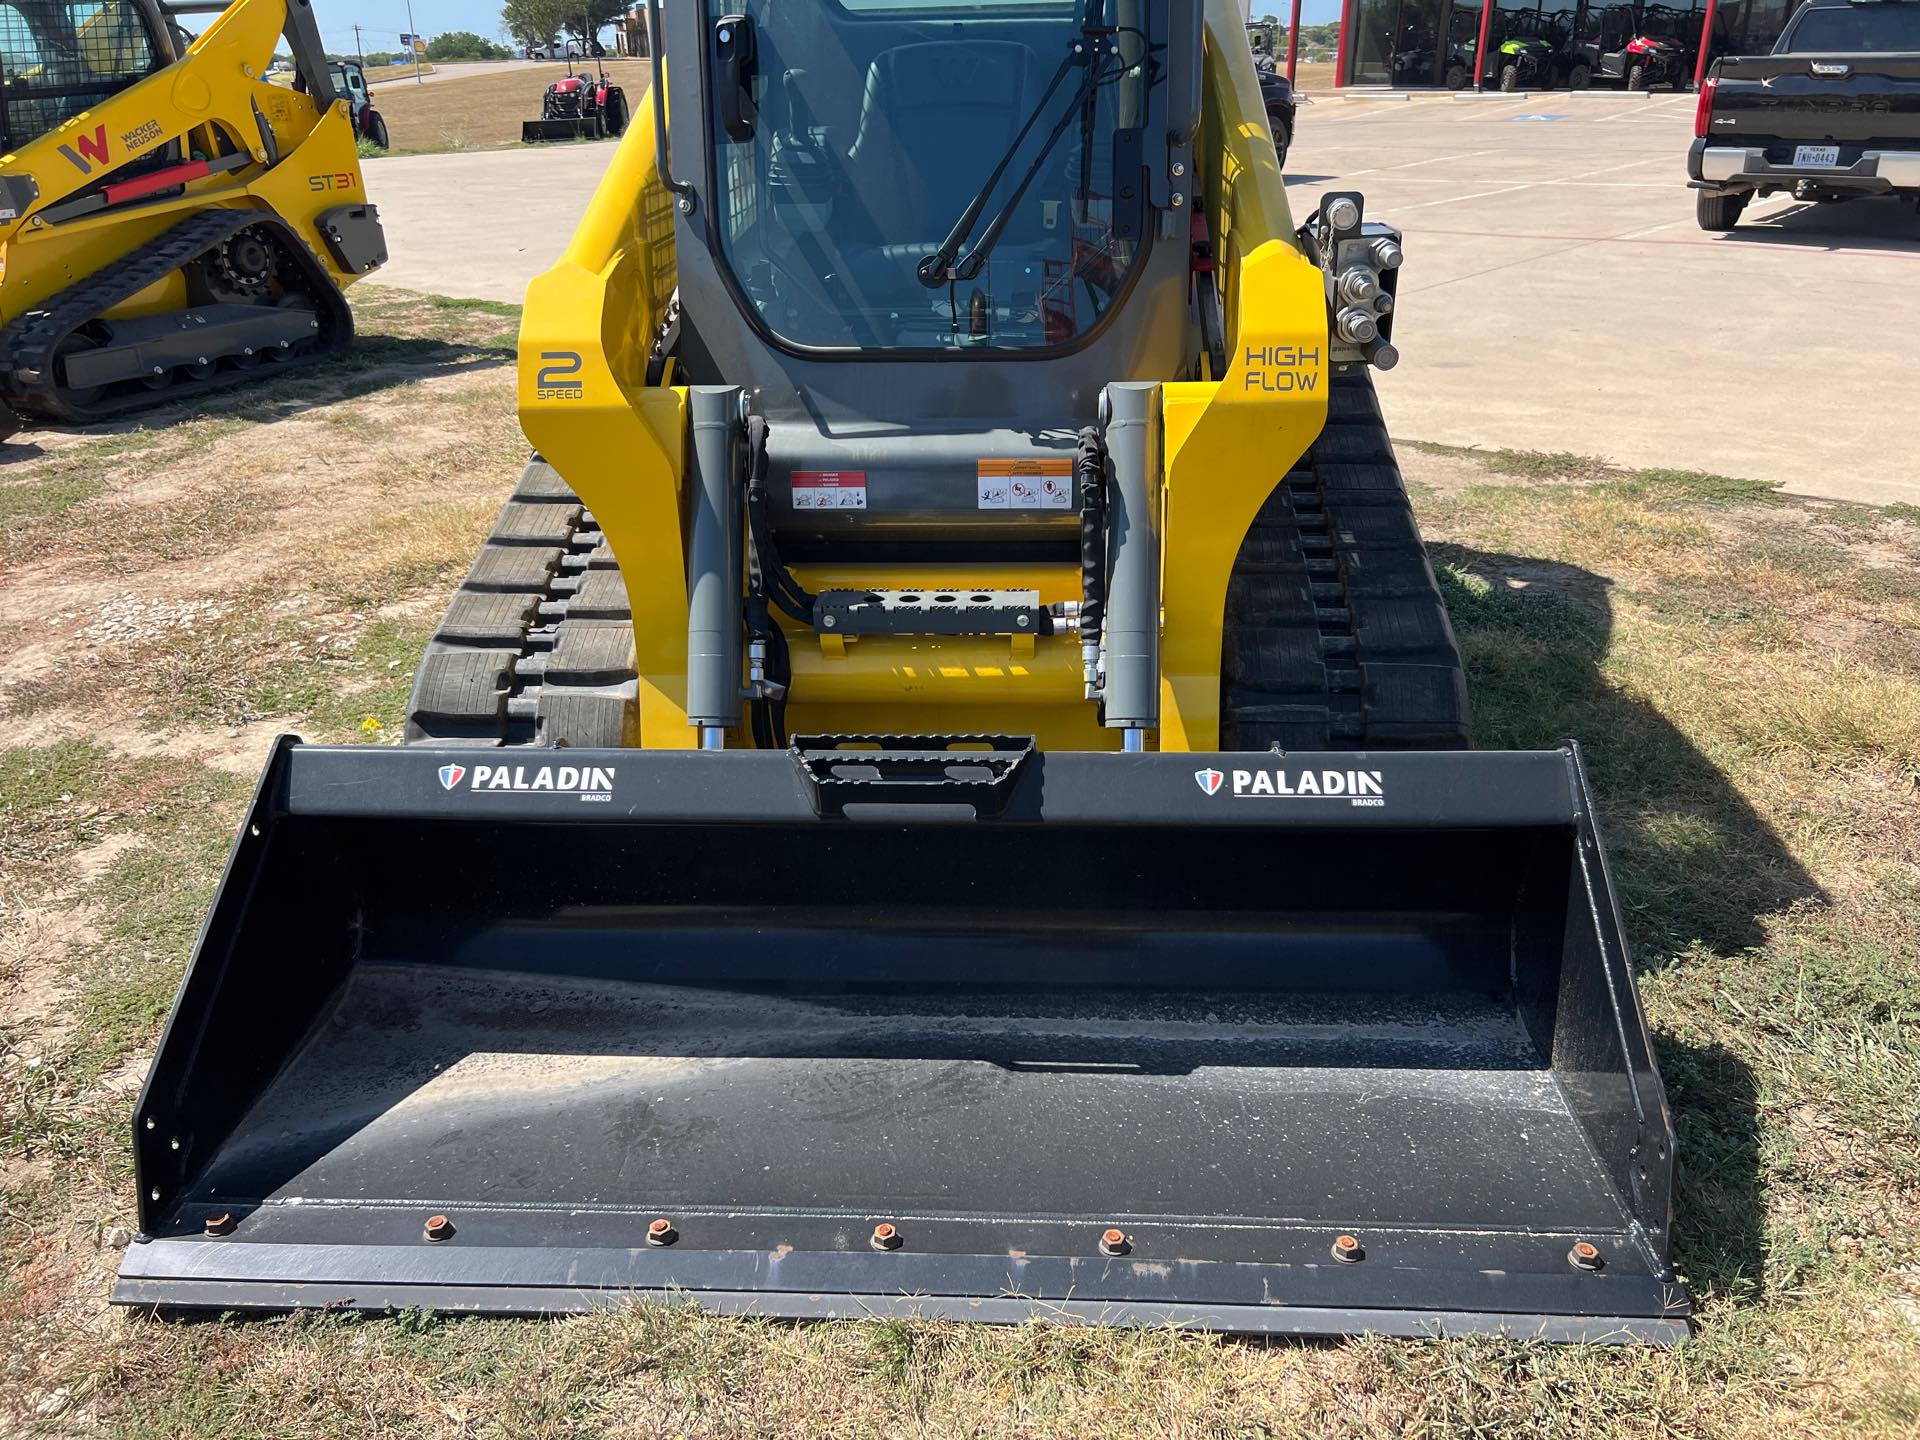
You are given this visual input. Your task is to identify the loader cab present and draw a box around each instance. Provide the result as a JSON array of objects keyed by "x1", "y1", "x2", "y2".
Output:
[
  {"x1": 660, "y1": 0, "x2": 1205, "y2": 421},
  {"x1": 699, "y1": 0, "x2": 1161, "y2": 351},
  {"x1": 332, "y1": 59, "x2": 370, "y2": 119},
  {"x1": 0, "y1": 0, "x2": 172, "y2": 153}
]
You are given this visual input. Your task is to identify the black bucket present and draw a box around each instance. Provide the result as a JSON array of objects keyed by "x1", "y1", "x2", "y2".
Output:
[{"x1": 115, "y1": 739, "x2": 1687, "y2": 1342}]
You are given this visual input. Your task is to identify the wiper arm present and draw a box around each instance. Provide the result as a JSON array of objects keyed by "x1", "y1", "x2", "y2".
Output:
[
  {"x1": 946, "y1": 50, "x2": 1115, "y2": 286},
  {"x1": 917, "y1": 23, "x2": 1114, "y2": 289},
  {"x1": 916, "y1": 50, "x2": 1079, "y2": 289}
]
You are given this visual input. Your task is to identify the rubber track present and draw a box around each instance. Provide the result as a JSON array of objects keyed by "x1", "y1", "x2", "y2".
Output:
[
  {"x1": 408, "y1": 377, "x2": 1469, "y2": 753},
  {"x1": 404, "y1": 456, "x2": 638, "y2": 748},
  {"x1": 1220, "y1": 366, "x2": 1471, "y2": 751},
  {"x1": 0, "y1": 208, "x2": 352, "y2": 425}
]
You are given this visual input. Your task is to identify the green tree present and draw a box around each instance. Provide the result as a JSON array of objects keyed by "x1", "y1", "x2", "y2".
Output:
[
  {"x1": 560, "y1": 1, "x2": 626, "y2": 52},
  {"x1": 427, "y1": 30, "x2": 511, "y2": 61},
  {"x1": 501, "y1": 0, "x2": 570, "y2": 50},
  {"x1": 502, "y1": 0, "x2": 622, "y2": 53}
]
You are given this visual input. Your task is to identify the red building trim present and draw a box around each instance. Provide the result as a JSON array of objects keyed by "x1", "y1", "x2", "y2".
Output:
[
  {"x1": 1693, "y1": 0, "x2": 1720, "y2": 88},
  {"x1": 1334, "y1": 0, "x2": 1354, "y2": 85}
]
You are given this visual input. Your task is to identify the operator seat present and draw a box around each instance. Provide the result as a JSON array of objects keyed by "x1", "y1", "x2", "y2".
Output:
[{"x1": 840, "y1": 41, "x2": 1045, "y2": 308}]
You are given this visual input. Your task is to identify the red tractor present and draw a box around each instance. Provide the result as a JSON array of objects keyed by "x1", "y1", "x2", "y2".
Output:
[{"x1": 523, "y1": 55, "x2": 631, "y2": 143}]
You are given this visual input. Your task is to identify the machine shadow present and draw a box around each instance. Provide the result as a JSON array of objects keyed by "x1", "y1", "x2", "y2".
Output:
[
  {"x1": 1, "y1": 334, "x2": 515, "y2": 455},
  {"x1": 1713, "y1": 196, "x2": 1920, "y2": 255},
  {"x1": 1428, "y1": 545, "x2": 1824, "y2": 966},
  {"x1": 1430, "y1": 545, "x2": 1792, "y2": 1308}
]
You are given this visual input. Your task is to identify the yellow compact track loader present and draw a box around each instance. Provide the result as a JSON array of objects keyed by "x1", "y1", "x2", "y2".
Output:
[
  {"x1": 117, "y1": 0, "x2": 1688, "y2": 1342},
  {"x1": 0, "y1": 0, "x2": 386, "y2": 438}
]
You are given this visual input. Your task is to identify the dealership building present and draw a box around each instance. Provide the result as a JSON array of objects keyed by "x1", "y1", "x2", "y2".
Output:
[{"x1": 1328, "y1": 0, "x2": 1804, "y2": 88}]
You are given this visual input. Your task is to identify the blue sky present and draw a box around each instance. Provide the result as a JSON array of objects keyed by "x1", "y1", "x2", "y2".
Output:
[{"x1": 313, "y1": 1, "x2": 1347, "y2": 56}]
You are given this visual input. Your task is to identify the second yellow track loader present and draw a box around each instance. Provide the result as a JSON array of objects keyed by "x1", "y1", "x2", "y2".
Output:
[
  {"x1": 0, "y1": 0, "x2": 385, "y2": 438},
  {"x1": 116, "y1": 0, "x2": 1687, "y2": 1343}
]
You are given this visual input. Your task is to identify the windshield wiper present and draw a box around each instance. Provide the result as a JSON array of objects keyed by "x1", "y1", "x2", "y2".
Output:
[{"x1": 917, "y1": 8, "x2": 1116, "y2": 291}]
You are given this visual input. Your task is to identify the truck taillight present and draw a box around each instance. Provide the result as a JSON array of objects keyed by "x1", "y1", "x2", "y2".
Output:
[{"x1": 1694, "y1": 74, "x2": 1717, "y2": 138}]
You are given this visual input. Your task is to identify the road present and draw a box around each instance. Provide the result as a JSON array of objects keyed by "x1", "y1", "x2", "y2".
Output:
[
  {"x1": 366, "y1": 94, "x2": 1919, "y2": 505},
  {"x1": 364, "y1": 145, "x2": 617, "y2": 303},
  {"x1": 366, "y1": 60, "x2": 555, "y2": 88}
]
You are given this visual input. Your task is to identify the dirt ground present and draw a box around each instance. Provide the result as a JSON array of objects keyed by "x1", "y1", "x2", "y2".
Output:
[{"x1": 0, "y1": 289, "x2": 1917, "y2": 1436}]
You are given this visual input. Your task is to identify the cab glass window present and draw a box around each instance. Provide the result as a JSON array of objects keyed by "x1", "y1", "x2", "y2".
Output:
[
  {"x1": 703, "y1": 0, "x2": 1156, "y2": 353},
  {"x1": 0, "y1": 1, "x2": 159, "y2": 146}
]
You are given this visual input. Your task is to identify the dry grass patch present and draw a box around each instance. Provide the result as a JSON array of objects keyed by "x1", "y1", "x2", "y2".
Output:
[
  {"x1": 0, "y1": 288, "x2": 524, "y2": 738},
  {"x1": 368, "y1": 62, "x2": 653, "y2": 154},
  {"x1": 4, "y1": 416, "x2": 1920, "y2": 1433}
]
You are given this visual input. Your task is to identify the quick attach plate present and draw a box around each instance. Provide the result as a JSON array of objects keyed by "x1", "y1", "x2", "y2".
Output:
[{"x1": 814, "y1": 588, "x2": 1049, "y2": 637}]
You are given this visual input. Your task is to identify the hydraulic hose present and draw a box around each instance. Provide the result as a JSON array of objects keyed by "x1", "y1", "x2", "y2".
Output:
[
  {"x1": 1076, "y1": 426, "x2": 1107, "y2": 698},
  {"x1": 744, "y1": 417, "x2": 816, "y2": 625}
]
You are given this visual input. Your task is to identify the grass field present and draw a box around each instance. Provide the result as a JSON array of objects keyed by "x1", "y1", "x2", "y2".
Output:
[
  {"x1": 1, "y1": 291, "x2": 1917, "y2": 1436},
  {"x1": 369, "y1": 62, "x2": 654, "y2": 155}
]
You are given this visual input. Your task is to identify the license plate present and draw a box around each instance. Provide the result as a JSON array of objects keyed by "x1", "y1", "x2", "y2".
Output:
[{"x1": 1793, "y1": 144, "x2": 1841, "y2": 168}]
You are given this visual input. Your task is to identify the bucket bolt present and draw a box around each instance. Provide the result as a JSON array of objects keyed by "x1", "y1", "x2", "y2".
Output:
[
  {"x1": 423, "y1": 1214, "x2": 456, "y2": 1244},
  {"x1": 1331, "y1": 1233, "x2": 1365, "y2": 1264},
  {"x1": 1099, "y1": 1228, "x2": 1131, "y2": 1258},
  {"x1": 871, "y1": 1222, "x2": 903, "y2": 1252},
  {"x1": 203, "y1": 1212, "x2": 236, "y2": 1238},
  {"x1": 1568, "y1": 1241, "x2": 1604, "y2": 1272},
  {"x1": 647, "y1": 1218, "x2": 678, "y2": 1247}
]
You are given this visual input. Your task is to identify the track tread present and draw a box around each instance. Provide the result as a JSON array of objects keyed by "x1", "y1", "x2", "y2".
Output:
[
  {"x1": 1222, "y1": 368, "x2": 1471, "y2": 752},
  {"x1": 0, "y1": 208, "x2": 352, "y2": 425},
  {"x1": 405, "y1": 458, "x2": 639, "y2": 748}
]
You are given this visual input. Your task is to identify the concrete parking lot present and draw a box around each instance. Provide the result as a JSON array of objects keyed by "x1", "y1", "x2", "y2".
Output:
[
  {"x1": 367, "y1": 91, "x2": 1919, "y2": 504},
  {"x1": 367, "y1": 146, "x2": 613, "y2": 302},
  {"x1": 1289, "y1": 91, "x2": 1919, "y2": 506}
]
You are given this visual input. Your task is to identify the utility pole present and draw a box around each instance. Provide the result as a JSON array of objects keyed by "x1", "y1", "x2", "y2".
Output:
[
  {"x1": 407, "y1": 0, "x2": 424, "y2": 83},
  {"x1": 353, "y1": 24, "x2": 366, "y2": 70}
]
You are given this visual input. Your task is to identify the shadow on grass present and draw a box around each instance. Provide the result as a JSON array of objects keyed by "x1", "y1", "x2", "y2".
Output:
[
  {"x1": 1434, "y1": 544, "x2": 1788, "y2": 1302},
  {"x1": 1431, "y1": 544, "x2": 1824, "y2": 963},
  {"x1": 173, "y1": 332, "x2": 519, "y2": 427},
  {"x1": 1, "y1": 333, "x2": 515, "y2": 452}
]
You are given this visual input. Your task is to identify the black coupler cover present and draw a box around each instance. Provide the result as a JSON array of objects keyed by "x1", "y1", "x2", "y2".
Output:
[{"x1": 116, "y1": 738, "x2": 1688, "y2": 1342}]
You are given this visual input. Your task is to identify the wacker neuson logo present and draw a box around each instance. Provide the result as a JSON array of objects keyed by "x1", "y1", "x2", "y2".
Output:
[
  {"x1": 438, "y1": 761, "x2": 617, "y2": 802},
  {"x1": 1195, "y1": 767, "x2": 1386, "y2": 807}
]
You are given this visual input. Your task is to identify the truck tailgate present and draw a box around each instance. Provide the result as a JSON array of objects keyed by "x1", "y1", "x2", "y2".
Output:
[{"x1": 1707, "y1": 55, "x2": 1920, "y2": 150}]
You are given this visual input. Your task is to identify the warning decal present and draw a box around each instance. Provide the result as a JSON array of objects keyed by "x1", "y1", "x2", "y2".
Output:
[
  {"x1": 979, "y1": 458, "x2": 1073, "y2": 511},
  {"x1": 792, "y1": 470, "x2": 868, "y2": 510}
]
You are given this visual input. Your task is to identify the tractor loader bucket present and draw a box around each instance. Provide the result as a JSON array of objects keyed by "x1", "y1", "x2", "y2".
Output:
[
  {"x1": 115, "y1": 738, "x2": 1688, "y2": 1342},
  {"x1": 522, "y1": 118, "x2": 596, "y2": 143}
]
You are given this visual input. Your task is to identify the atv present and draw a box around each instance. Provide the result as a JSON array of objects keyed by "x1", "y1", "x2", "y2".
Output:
[
  {"x1": 1610, "y1": 31, "x2": 1692, "y2": 88},
  {"x1": 1493, "y1": 36, "x2": 1558, "y2": 90}
]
